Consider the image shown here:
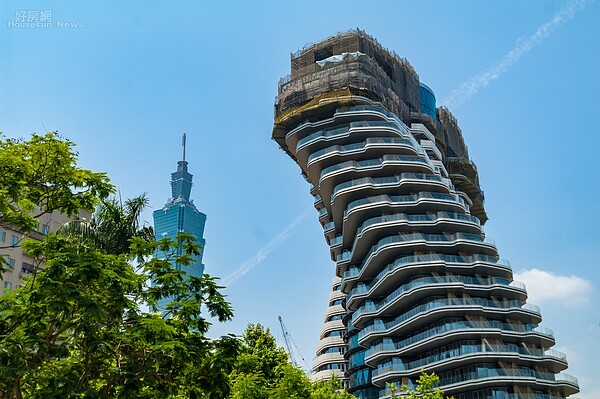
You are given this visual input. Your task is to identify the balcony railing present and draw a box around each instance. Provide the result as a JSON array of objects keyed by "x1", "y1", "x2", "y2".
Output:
[
  {"x1": 337, "y1": 231, "x2": 496, "y2": 265},
  {"x1": 364, "y1": 321, "x2": 554, "y2": 360},
  {"x1": 342, "y1": 253, "x2": 511, "y2": 285},
  {"x1": 356, "y1": 296, "x2": 538, "y2": 341},
  {"x1": 347, "y1": 276, "x2": 528, "y2": 326},
  {"x1": 308, "y1": 137, "x2": 415, "y2": 164},
  {"x1": 320, "y1": 154, "x2": 434, "y2": 179},
  {"x1": 373, "y1": 344, "x2": 567, "y2": 378},
  {"x1": 345, "y1": 191, "x2": 468, "y2": 217},
  {"x1": 333, "y1": 173, "x2": 452, "y2": 198}
]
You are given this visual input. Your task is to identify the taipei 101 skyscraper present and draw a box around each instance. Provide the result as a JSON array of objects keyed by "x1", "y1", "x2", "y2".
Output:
[
  {"x1": 153, "y1": 134, "x2": 207, "y2": 311},
  {"x1": 272, "y1": 30, "x2": 578, "y2": 399}
]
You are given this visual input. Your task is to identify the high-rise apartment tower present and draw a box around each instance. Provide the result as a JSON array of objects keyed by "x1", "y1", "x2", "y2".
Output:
[
  {"x1": 272, "y1": 30, "x2": 578, "y2": 399},
  {"x1": 153, "y1": 134, "x2": 206, "y2": 311}
]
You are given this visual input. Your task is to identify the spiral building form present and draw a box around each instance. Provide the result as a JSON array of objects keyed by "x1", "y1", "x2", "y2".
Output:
[{"x1": 272, "y1": 31, "x2": 578, "y2": 399}]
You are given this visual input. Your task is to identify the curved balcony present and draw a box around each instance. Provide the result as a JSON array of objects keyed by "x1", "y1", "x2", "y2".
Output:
[
  {"x1": 349, "y1": 275, "x2": 528, "y2": 317},
  {"x1": 324, "y1": 304, "x2": 345, "y2": 321},
  {"x1": 328, "y1": 288, "x2": 344, "y2": 302},
  {"x1": 379, "y1": 386, "x2": 574, "y2": 399},
  {"x1": 315, "y1": 335, "x2": 346, "y2": 355},
  {"x1": 312, "y1": 352, "x2": 346, "y2": 370},
  {"x1": 339, "y1": 211, "x2": 482, "y2": 261},
  {"x1": 342, "y1": 192, "x2": 469, "y2": 234},
  {"x1": 346, "y1": 274, "x2": 526, "y2": 312},
  {"x1": 307, "y1": 137, "x2": 418, "y2": 169},
  {"x1": 356, "y1": 297, "x2": 540, "y2": 345},
  {"x1": 364, "y1": 321, "x2": 555, "y2": 364},
  {"x1": 337, "y1": 232, "x2": 498, "y2": 280},
  {"x1": 296, "y1": 125, "x2": 350, "y2": 151},
  {"x1": 341, "y1": 254, "x2": 511, "y2": 292},
  {"x1": 436, "y1": 368, "x2": 578, "y2": 396},
  {"x1": 320, "y1": 155, "x2": 434, "y2": 180},
  {"x1": 372, "y1": 345, "x2": 568, "y2": 383},
  {"x1": 320, "y1": 319, "x2": 345, "y2": 338},
  {"x1": 356, "y1": 211, "x2": 480, "y2": 238},
  {"x1": 332, "y1": 174, "x2": 454, "y2": 211},
  {"x1": 333, "y1": 104, "x2": 412, "y2": 133},
  {"x1": 310, "y1": 368, "x2": 345, "y2": 383}
]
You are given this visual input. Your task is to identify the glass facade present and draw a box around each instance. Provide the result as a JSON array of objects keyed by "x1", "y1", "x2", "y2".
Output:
[
  {"x1": 152, "y1": 136, "x2": 206, "y2": 312},
  {"x1": 419, "y1": 82, "x2": 437, "y2": 120}
]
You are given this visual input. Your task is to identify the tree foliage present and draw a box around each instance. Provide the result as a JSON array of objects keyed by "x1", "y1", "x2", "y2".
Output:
[
  {"x1": 0, "y1": 132, "x2": 112, "y2": 239},
  {"x1": 311, "y1": 377, "x2": 356, "y2": 399},
  {"x1": 388, "y1": 371, "x2": 453, "y2": 399},
  {"x1": 58, "y1": 194, "x2": 154, "y2": 255},
  {"x1": 229, "y1": 324, "x2": 357, "y2": 399},
  {"x1": 0, "y1": 133, "x2": 238, "y2": 398},
  {"x1": 0, "y1": 230, "x2": 237, "y2": 398}
]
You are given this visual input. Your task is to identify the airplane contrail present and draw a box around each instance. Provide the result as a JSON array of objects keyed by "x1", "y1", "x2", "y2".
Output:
[
  {"x1": 222, "y1": 208, "x2": 311, "y2": 286},
  {"x1": 441, "y1": 0, "x2": 590, "y2": 109}
]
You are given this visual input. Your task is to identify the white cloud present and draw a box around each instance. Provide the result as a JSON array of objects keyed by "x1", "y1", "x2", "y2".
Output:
[
  {"x1": 441, "y1": 0, "x2": 591, "y2": 109},
  {"x1": 221, "y1": 209, "x2": 310, "y2": 286},
  {"x1": 513, "y1": 268, "x2": 593, "y2": 306}
]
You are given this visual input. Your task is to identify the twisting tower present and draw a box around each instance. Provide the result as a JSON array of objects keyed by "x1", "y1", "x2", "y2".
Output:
[{"x1": 272, "y1": 31, "x2": 578, "y2": 399}]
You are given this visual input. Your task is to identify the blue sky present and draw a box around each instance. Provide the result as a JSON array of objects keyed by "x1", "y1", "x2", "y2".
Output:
[{"x1": 1, "y1": 0, "x2": 599, "y2": 396}]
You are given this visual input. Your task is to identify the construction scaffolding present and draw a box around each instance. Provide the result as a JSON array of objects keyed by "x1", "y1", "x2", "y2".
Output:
[
  {"x1": 272, "y1": 29, "x2": 487, "y2": 224},
  {"x1": 275, "y1": 29, "x2": 420, "y2": 125}
]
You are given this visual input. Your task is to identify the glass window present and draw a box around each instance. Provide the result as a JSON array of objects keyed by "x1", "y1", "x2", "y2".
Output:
[
  {"x1": 21, "y1": 262, "x2": 35, "y2": 275},
  {"x1": 41, "y1": 224, "x2": 50, "y2": 235},
  {"x1": 0, "y1": 231, "x2": 6, "y2": 242},
  {"x1": 10, "y1": 235, "x2": 19, "y2": 246},
  {"x1": 3, "y1": 281, "x2": 12, "y2": 289},
  {"x1": 6, "y1": 258, "x2": 15, "y2": 269}
]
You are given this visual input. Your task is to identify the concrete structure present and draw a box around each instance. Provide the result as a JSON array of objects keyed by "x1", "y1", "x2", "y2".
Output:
[
  {"x1": 153, "y1": 133, "x2": 206, "y2": 311},
  {"x1": 1, "y1": 209, "x2": 83, "y2": 294},
  {"x1": 273, "y1": 30, "x2": 578, "y2": 399},
  {"x1": 311, "y1": 276, "x2": 348, "y2": 385}
]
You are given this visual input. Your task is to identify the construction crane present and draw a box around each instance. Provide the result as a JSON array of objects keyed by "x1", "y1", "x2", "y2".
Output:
[{"x1": 278, "y1": 315, "x2": 309, "y2": 371}]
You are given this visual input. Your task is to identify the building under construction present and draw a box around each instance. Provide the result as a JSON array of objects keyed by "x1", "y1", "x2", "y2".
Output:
[{"x1": 273, "y1": 30, "x2": 578, "y2": 399}]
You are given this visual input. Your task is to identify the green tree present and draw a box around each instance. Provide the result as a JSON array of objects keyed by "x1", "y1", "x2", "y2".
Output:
[
  {"x1": 311, "y1": 377, "x2": 356, "y2": 399},
  {"x1": 229, "y1": 324, "x2": 291, "y2": 399},
  {"x1": 0, "y1": 231, "x2": 237, "y2": 398},
  {"x1": 0, "y1": 133, "x2": 238, "y2": 398},
  {"x1": 0, "y1": 132, "x2": 112, "y2": 242},
  {"x1": 388, "y1": 371, "x2": 453, "y2": 399},
  {"x1": 229, "y1": 324, "x2": 358, "y2": 399},
  {"x1": 58, "y1": 193, "x2": 154, "y2": 255}
]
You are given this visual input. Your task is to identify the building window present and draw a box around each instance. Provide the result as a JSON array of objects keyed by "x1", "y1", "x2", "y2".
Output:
[
  {"x1": 21, "y1": 262, "x2": 35, "y2": 276},
  {"x1": 0, "y1": 231, "x2": 6, "y2": 242},
  {"x1": 6, "y1": 258, "x2": 15, "y2": 269},
  {"x1": 10, "y1": 235, "x2": 19, "y2": 246},
  {"x1": 3, "y1": 281, "x2": 12, "y2": 289},
  {"x1": 41, "y1": 224, "x2": 50, "y2": 235}
]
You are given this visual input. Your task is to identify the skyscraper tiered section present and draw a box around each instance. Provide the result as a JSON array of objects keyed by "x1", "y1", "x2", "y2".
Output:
[
  {"x1": 153, "y1": 134, "x2": 207, "y2": 312},
  {"x1": 272, "y1": 30, "x2": 578, "y2": 399}
]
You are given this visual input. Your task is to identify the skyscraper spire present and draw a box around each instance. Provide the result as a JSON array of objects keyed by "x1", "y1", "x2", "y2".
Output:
[
  {"x1": 153, "y1": 132, "x2": 207, "y2": 313},
  {"x1": 182, "y1": 132, "x2": 186, "y2": 162},
  {"x1": 170, "y1": 133, "x2": 193, "y2": 202}
]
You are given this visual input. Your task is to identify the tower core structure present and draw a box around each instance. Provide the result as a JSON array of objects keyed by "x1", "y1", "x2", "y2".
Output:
[{"x1": 272, "y1": 30, "x2": 578, "y2": 399}]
